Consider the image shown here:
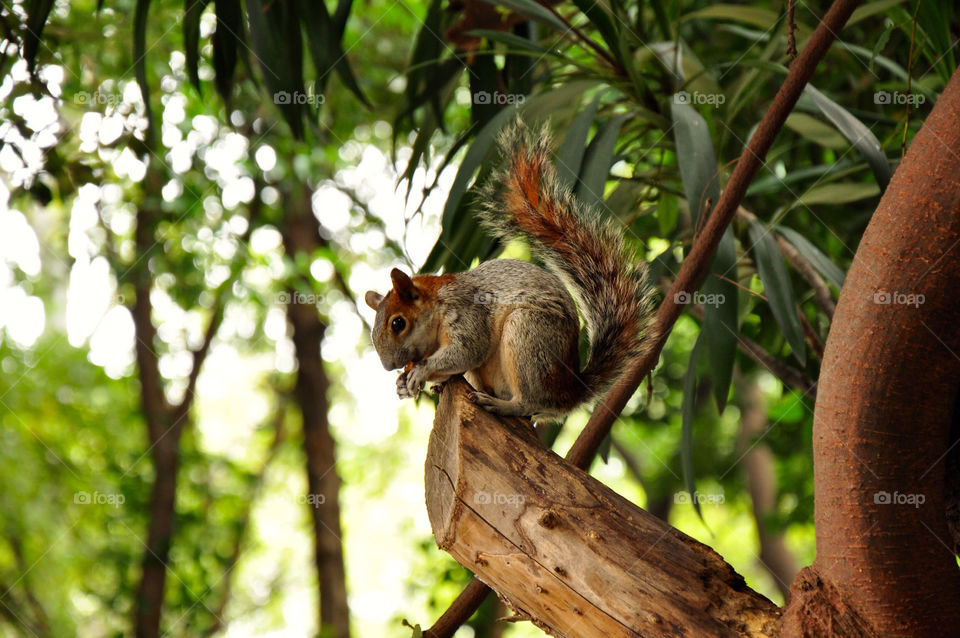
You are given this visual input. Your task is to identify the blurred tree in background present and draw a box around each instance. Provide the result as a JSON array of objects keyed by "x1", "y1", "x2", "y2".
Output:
[{"x1": 0, "y1": 0, "x2": 955, "y2": 635}]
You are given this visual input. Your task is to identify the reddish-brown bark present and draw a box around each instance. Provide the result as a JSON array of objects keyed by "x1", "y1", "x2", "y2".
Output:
[{"x1": 782, "y1": 67, "x2": 960, "y2": 636}]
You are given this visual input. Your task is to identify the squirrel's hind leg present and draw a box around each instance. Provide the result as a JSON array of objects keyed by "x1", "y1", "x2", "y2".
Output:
[
  {"x1": 468, "y1": 391, "x2": 529, "y2": 416},
  {"x1": 468, "y1": 309, "x2": 581, "y2": 418}
]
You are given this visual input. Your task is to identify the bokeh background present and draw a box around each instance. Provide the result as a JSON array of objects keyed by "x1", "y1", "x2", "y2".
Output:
[{"x1": 0, "y1": 0, "x2": 952, "y2": 635}]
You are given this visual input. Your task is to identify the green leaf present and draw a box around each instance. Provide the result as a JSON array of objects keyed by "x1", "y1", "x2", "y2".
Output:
[
  {"x1": 439, "y1": 106, "x2": 519, "y2": 232},
  {"x1": 469, "y1": 47, "x2": 500, "y2": 128},
  {"x1": 682, "y1": 5, "x2": 780, "y2": 30},
  {"x1": 870, "y1": 20, "x2": 895, "y2": 73},
  {"x1": 23, "y1": 0, "x2": 56, "y2": 72},
  {"x1": 245, "y1": 0, "x2": 306, "y2": 137},
  {"x1": 672, "y1": 99, "x2": 736, "y2": 411},
  {"x1": 332, "y1": 0, "x2": 353, "y2": 35},
  {"x1": 747, "y1": 219, "x2": 806, "y2": 365},
  {"x1": 681, "y1": 335, "x2": 704, "y2": 521},
  {"x1": 184, "y1": 0, "x2": 213, "y2": 91},
  {"x1": 555, "y1": 93, "x2": 602, "y2": 189},
  {"x1": 657, "y1": 192, "x2": 678, "y2": 235},
  {"x1": 798, "y1": 182, "x2": 880, "y2": 207},
  {"x1": 803, "y1": 85, "x2": 891, "y2": 190},
  {"x1": 575, "y1": 114, "x2": 629, "y2": 211},
  {"x1": 785, "y1": 113, "x2": 848, "y2": 150},
  {"x1": 421, "y1": 193, "x2": 496, "y2": 273},
  {"x1": 482, "y1": 0, "x2": 569, "y2": 34},
  {"x1": 848, "y1": 0, "x2": 906, "y2": 25},
  {"x1": 776, "y1": 226, "x2": 846, "y2": 290},
  {"x1": 702, "y1": 229, "x2": 738, "y2": 412},
  {"x1": 468, "y1": 29, "x2": 550, "y2": 56},
  {"x1": 518, "y1": 80, "x2": 600, "y2": 124},
  {"x1": 212, "y1": 0, "x2": 243, "y2": 103},
  {"x1": 570, "y1": 0, "x2": 619, "y2": 62},
  {"x1": 402, "y1": 0, "x2": 449, "y2": 131},
  {"x1": 671, "y1": 102, "x2": 720, "y2": 223},
  {"x1": 298, "y1": 0, "x2": 369, "y2": 106},
  {"x1": 747, "y1": 161, "x2": 857, "y2": 196}
]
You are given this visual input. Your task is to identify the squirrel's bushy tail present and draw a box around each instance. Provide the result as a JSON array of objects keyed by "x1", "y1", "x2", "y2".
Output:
[{"x1": 476, "y1": 120, "x2": 656, "y2": 403}]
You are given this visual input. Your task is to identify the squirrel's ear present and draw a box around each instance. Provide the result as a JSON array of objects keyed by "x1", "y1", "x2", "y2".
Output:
[
  {"x1": 390, "y1": 268, "x2": 418, "y2": 301},
  {"x1": 364, "y1": 291, "x2": 383, "y2": 310}
]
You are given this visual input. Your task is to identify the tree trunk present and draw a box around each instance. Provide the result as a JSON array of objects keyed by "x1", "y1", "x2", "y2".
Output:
[
  {"x1": 282, "y1": 187, "x2": 351, "y2": 638},
  {"x1": 782, "y1": 67, "x2": 960, "y2": 636},
  {"x1": 135, "y1": 443, "x2": 180, "y2": 638},
  {"x1": 426, "y1": 378, "x2": 779, "y2": 637},
  {"x1": 133, "y1": 177, "x2": 181, "y2": 638}
]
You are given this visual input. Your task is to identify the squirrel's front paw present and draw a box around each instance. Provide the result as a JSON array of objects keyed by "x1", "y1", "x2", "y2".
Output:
[
  {"x1": 405, "y1": 364, "x2": 429, "y2": 398},
  {"x1": 396, "y1": 370, "x2": 414, "y2": 399}
]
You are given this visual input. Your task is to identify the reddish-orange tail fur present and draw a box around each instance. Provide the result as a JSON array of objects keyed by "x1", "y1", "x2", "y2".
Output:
[{"x1": 476, "y1": 121, "x2": 655, "y2": 400}]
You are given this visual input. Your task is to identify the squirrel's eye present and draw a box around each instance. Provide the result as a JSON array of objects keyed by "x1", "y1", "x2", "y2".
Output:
[{"x1": 391, "y1": 317, "x2": 406, "y2": 334}]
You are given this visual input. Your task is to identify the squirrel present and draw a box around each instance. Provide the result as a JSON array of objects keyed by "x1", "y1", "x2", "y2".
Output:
[{"x1": 364, "y1": 121, "x2": 655, "y2": 419}]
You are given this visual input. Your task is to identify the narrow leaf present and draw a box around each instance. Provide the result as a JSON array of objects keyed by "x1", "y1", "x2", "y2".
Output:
[
  {"x1": 184, "y1": 0, "x2": 213, "y2": 91},
  {"x1": 672, "y1": 100, "x2": 736, "y2": 410},
  {"x1": 298, "y1": 0, "x2": 369, "y2": 106},
  {"x1": 570, "y1": 0, "x2": 619, "y2": 61},
  {"x1": 798, "y1": 182, "x2": 880, "y2": 207},
  {"x1": 804, "y1": 84, "x2": 891, "y2": 191},
  {"x1": 23, "y1": 0, "x2": 56, "y2": 72},
  {"x1": 468, "y1": 29, "x2": 550, "y2": 55},
  {"x1": 682, "y1": 5, "x2": 780, "y2": 30},
  {"x1": 575, "y1": 113, "x2": 629, "y2": 211},
  {"x1": 555, "y1": 93, "x2": 601, "y2": 189},
  {"x1": 747, "y1": 219, "x2": 806, "y2": 365},
  {"x1": 848, "y1": 0, "x2": 906, "y2": 25},
  {"x1": 245, "y1": 0, "x2": 306, "y2": 137},
  {"x1": 702, "y1": 229, "x2": 738, "y2": 411},
  {"x1": 212, "y1": 0, "x2": 243, "y2": 103},
  {"x1": 481, "y1": 0, "x2": 569, "y2": 34},
  {"x1": 785, "y1": 113, "x2": 848, "y2": 150},
  {"x1": 332, "y1": 0, "x2": 353, "y2": 36},
  {"x1": 671, "y1": 102, "x2": 721, "y2": 223},
  {"x1": 776, "y1": 226, "x2": 846, "y2": 290},
  {"x1": 440, "y1": 106, "x2": 519, "y2": 231}
]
